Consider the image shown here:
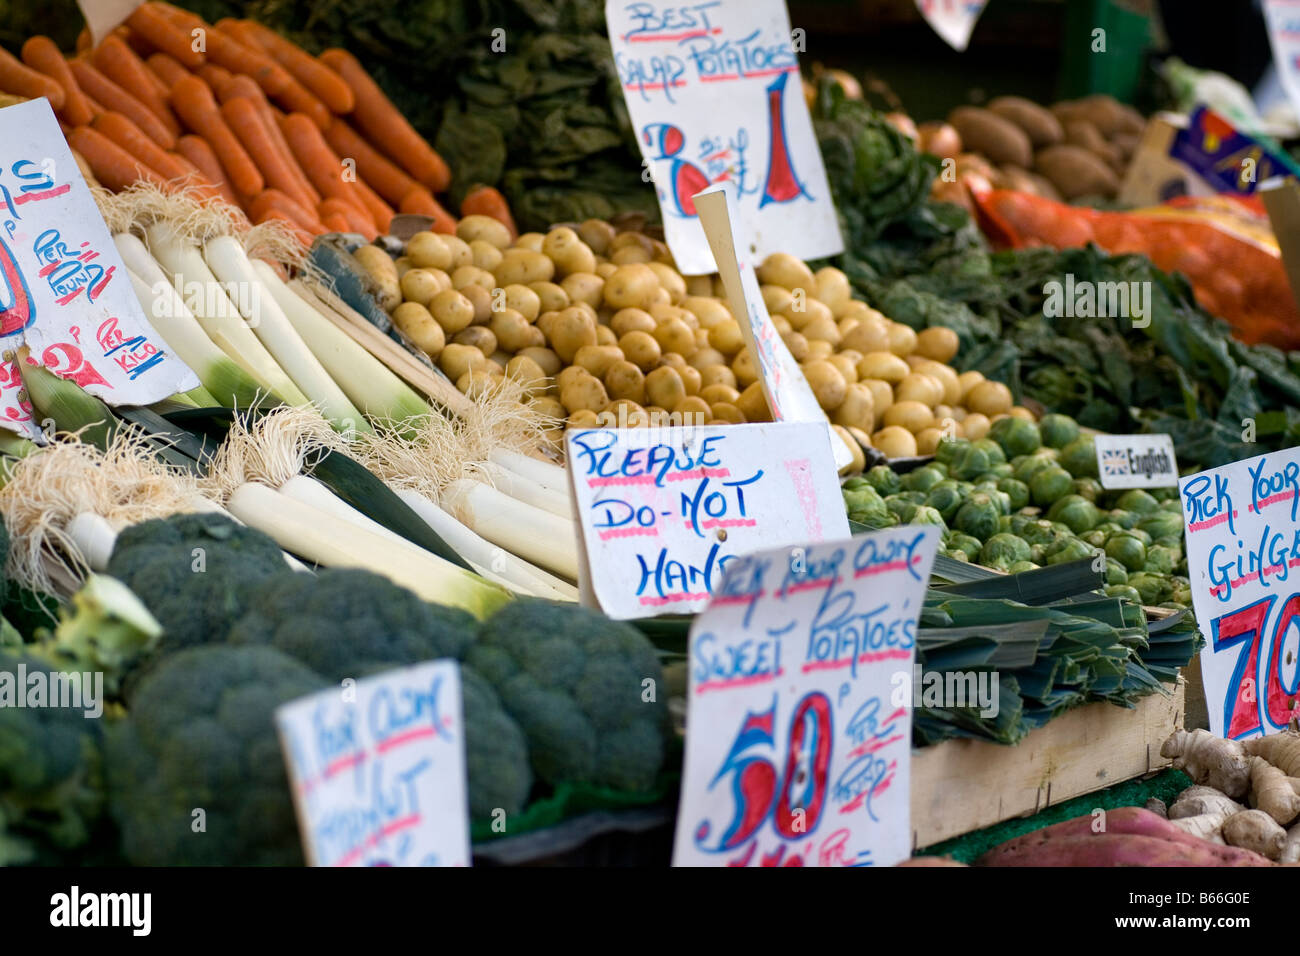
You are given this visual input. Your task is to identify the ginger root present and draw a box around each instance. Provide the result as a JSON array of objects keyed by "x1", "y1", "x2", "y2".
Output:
[
  {"x1": 1167, "y1": 812, "x2": 1228, "y2": 844},
  {"x1": 1169, "y1": 785, "x2": 1244, "y2": 820},
  {"x1": 1284, "y1": 822, "x2": 1300, "y2": 865},
  {"x1": 1161, "y1": 730, "x2": 1250, "y2": 799},
  {"x1": 1222, "y1": 809, "x2": 1286, "y2": 860},
  {"x1": 1243, "y1": 731, "x2": 1300, "y2": 777},
  {"x1": 1248, "y1": 756, "x2": 1300, "y2": 825},
  {"x1": 1144, "y1": 797, "x2": 1167, "y2": 819}
]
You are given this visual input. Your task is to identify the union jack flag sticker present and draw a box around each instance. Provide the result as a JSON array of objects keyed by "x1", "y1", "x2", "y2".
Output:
[{"x1": 1101, "y1": 450, "x2": 1129, "y2": 476}]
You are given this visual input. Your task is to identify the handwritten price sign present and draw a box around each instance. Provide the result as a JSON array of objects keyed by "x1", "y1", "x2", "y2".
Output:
[
  {"x1": 0, "y1": 99, "x2": 196, "y2": 439},
  {"x1": 606, "y1": 0, "x2": 842, "y2": 274},
  {"x1": 1181, "y1": 445, "x2": 1300, "y2": 739},
  {"x1": 567, "y1": 421, "x2": 847, "y2": 619},
  {"x1": 275, "y1": 660, "x2": 470, "y2": 867},
  {"x1": 672, "y1": 525, "x2": 938, "y2": 866}
]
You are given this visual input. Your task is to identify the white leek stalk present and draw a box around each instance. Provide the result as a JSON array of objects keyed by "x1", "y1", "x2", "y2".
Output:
[
  {"x1": 442, "y1": 478, "x2": 579, "y2": 580},
  {"x1": 480, "y1": 462, "x2": 573, "y2": 519},
  {"x1": 489, "y1": 448, "x2": 570, "y2": 496},
  {"x1": 67, "y1": 512, "x2": 117, "y2": 571}
]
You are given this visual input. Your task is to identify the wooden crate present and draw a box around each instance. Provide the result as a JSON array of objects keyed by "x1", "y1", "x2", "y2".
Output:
[{"x1": 910, "y1": 681, "x2": 1186, "y2": 848}]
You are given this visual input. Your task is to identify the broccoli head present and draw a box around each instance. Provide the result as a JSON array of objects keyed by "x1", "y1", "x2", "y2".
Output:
[
  {"x1": 461, "y1": 666, "x2": 532, "y2": 822},
  {"x1": 34, "y1": 575, "x2": 162, "y2": 695},
  {"x1": 0, "y1": 651, "x2": 104, "y2": 864},
  {"x1": 226, "y1": 568, "x2": 475, "y2": 681},
  {"x1": 107, "y1": 513, "x2": 294, "y2": 654},
  {"x1": 107, "y1": 645, "x2": 327, "y2": 866},
  {"x1": 467, "y1": 600, "x2": 669, "y2": 793}
]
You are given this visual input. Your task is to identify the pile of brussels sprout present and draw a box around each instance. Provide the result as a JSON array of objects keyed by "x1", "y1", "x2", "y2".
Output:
[{"x1": 842, "y1": 413, "x2": 1191, "y2": 608}]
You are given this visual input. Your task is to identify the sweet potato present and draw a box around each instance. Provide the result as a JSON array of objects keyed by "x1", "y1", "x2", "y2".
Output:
[
  {"x1": 895, "y1": 856, "x2": 967, "y2": 867},
  {"x1": 1052, "y1": 95, "x2": 1133, "y2": 137},
  {"x1": 978, "y1": 833, "x2": 1268, "y2": 867},
  {"x1": 988, "y1": 96, "x2": 1063, "y2": 147},
  {"x1": 947, "y1": 106, "x2": 1032, "y2": 168},
  {"x1": 1034, "y1": 145, "x2": 1119, "y2": 199}
]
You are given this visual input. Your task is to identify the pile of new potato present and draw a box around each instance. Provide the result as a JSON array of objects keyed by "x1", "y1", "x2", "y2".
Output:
[{"x1": 355, "y1": 217, "x2": 1035, "y2": 461}]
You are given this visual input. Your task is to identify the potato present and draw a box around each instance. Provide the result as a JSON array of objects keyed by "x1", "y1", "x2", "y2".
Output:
[
  {"x1": 606, "y1": 399, "x2": 649, "y2": 427},
  {"x1": 957, "y1": 369, "x2": 985, "y2": 402},
  {"x1": 833, "y1": 425, "x2": 866, "y2": 475},
  {"x1": 544, "y1": 307, "x2": 596, "y2": 363},
  {"x1": 808, "y1": 339, "x2": 834, "y2": 360},
  {"x1": 674, "y1": 395, "x2": 712, "y2": 422},
  {"x1": 530, "y1": 394, "x2": 565, "y2": 421},
  {"x1": 393, "y1": 255, "x2": 413, "y2": 278},
  {"x1": 439, "y1": 342, "x2": 490, "y2": 381},
  {"x1": 646, "y1": 262, "x2": 686, "y2": 304},
  {"x1": 684, "y1": 275, "x2": 714, "y2": 297},
  {"x1": 451, "y1": 264, "x2": 496, "y2": 291},
  {"x1": 426, "y1": 288, "x2": 475, "y2": 335},
  {"x1": 490, "y1": 283, "x2": 536, "y2": 321},
  {"x1": 783, "y1": 294, "x2": 832, "y2": 330},
  {"x1": 595, "y1": 262, "x2": 618, "y2": 279},
  {"x1": 604, "y1": 264, "x2": 659, "y2": 310},
  {"x1": 538, "y1": 227, "x2": 594, "y2": 275},
  {"x1": 947, "y1": 106, "x2": 1033, "y2": 168},
  {"x1": 687, "y1": 347, "x2": 726, "y2": 372},
  {"x1": 692, "y1": 327, "x2": 711, "y2": 350},
  {"x1": 887, "y1": 322, "x2": 918, "y2": 357},
  {"x1": 595, "y1": 325, "x2": 618, "y2": 346},
  {"x1": 577, "y1": 219, "x2": 616, "y2": 256},
  {"x1": 655, "y1": 318, "x2": 696, "y2": 357},
  {"x1": 504, "y1": 354, "x2": 548, "y2": 392},
  {"x1": 987, "y1": 96, "x2": 1064, "y2": 147},
  {"x1": 679, "y1": 364, "x2": 703, "y2": 395},
  {"x1": 895, "y1": 372, "x2": 944, "y2": 408},
  {"x1": 1009, "y1": 405, "x2": 1036, "y2": 421},
  {"x1": 569, "y1": 344, "x2": 621, "y2": 379},
  {"x1": 406, "y1": 232, "x2": 453, "y2": 270},
  {"x1": 914, "y1": 427, "x2": 944, "y2": 455},
  {"x1": 683, "y1": 296, "x2": 732, "y2": 328},
  {"x1": 452, "y1": 325, "x2": 497, "y2": 356},
  {"x1": 398, "y1": 268, "x2": 443, "y2": 307},
  {"x1": 699, "y1": 363, "x2": 737, "y2": 390},
  {"x1": 659, "y1": 351, "x2": 688, "y2": 371},
  {"x1": 610, "y1": 243, "x2": 653, "y2": 265},
  {"x1": 814, "y1": 267, "x2": 853, "y2": 315},
  {"x1": 856, "y1": 351, "x2": 909, "y2": 384},
  {"x1": 469, "y1": 239, "x2": 504, "y2": 272},
  {"x1": 966, "y1": 379, "x2": 1013, "y2": 417},
  {"x1": 736, "y1": 381, "x2": 771, "y2": 423},
  {"x1": 801, "y1": 313, "x2": 841, "y2": 346},
  {"x1": 459, "y1": 283, "x2": 493, "y2": 325},
  {"x1": 731, "y1": 349, "x2": 758, "y2": 387},
  {"x1": 832, "y1": 382, "x2": 875, "y2": 431},
  {"x1": 351, "y1": 245, "x2": 401, "y2": 311},
  {"x1": 915, "y1": 326, "x2": 959, "y2": 363},
  {"x1": 709, "y1": 403, "x2": 745, "y2": 425},
  {"x1": 699, "y1": 382, "x2": 741, "y2": 406},
  {"x1": 912, "y1": 360, "x2": 961, "y2": 405},
  {"x1": 567, "y1": 408, "x2": 601, "y2": 428},
  {"x1": 604, "y1": 360, "x2": 647, "y2": 404},
  {"x1": 883, "y1": 400, "x2": 934, "y2": 433},
  {"x1": 529, "y1": 281, "x2": 569, "y2": 313},
  {"x1": 1034, "y1": 145, "x2": 1119, "y2": 199},
  {"x1": 392, "y1": 301, "x2": 445, "y2": 357},
  {"x1": 842, "y1": 317, "x2": 892, "y2": 354},
  {"x1": 611, "y1": 307, "x2": 657, "y2": 337},
  {"x1": 453, "y1": 214, "x2": 510, "y2": 249},
  {"x1": 559, "y1": 370, "x2": 608, "y2": 413},
  {"x1": 561, "y1": 272, "x2": 604, "y2": 309},
  {"x1": 456, "y1": 368, "x2": 503, "y2": 399},
  {"x1": 757, "y1": 252, "x2": 816, "y2": 291},
  {"x1": 782, "y1": 330, "x2": 810, "y2": 363},
  {"x1": 618, "y1": 330, "x2": 661, "y2": 371},
  {"x1": 872, "y1": 425, "x2": 918, "y2": 458},
  {"x1": 515, "y1": 345, "x2": 559, "y2": 376},
  {"x1": 827, "y1": 353, "x2": 858, "y2": 385},
  {"x1": 709, "y1": 320, "x2": 746, "y2": 356},
  {"x1": 491, "y1": 309, "x2": 544, "y2": 352},
  {"x1": 495, "y1": 248, "x2": 555, "y2": 285},
  {"x1": 802, "y1": 360, "x2": 847, "y2": 411},
  {"x1": 645, "y1": 365, "x2": 686, "y2": 410},
  {"x1": 771, "y1": 315, "x2": 794, "y2": 336}
]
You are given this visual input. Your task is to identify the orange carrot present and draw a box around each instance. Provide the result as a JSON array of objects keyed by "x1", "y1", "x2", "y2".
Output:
[
  {"x1": 320, "y1": 211, "x2": 352, "y2": 234},
  {"x1": 353, "y1": 179, "x2": 395, "y2": 234},
  {"x1": 197, "y1": 62, "x2": 233, "y2": 90},
  {"x1": 249, "y1": 187, "x2": 323, "y2": 233},
  {"x1": 175, "y1": 134, "x2": 238, "y2": 205},
  {"x1": 93, "y1": 111, "x2": 191, "y2": 182},
  {"x1": 460, "y1": 184, "x2": 517, "y2": 239},
  {"x1": 92, "y1": 35, "x2": 178, "y2": 136},
  {"x1": 323, "y1": 117, "x2": 418, "y2": 206},
  {"x1": 279, "y1": 112, "x2": 373, "y2": 223},
  {"x1": 170, "y1": 75, "x2": 263, "y2": 198},
  {"x1": 145, "y1": 52, "x2": 190, "y2": 88},
  {"x1": 127, "y1": 2, "x2": 205, "y2": 69},
  {"x1": 0, "y1": 46, "x2": 65, "y2": 110},
  {"x1": 236, "y1": 20, "x2": 353, "y2": 114},
  {"x1": 221, "y1": 96, "x2": 317, "y2": 212},
  {"x1": 69, "y1": 59, "x2": 176, "y2": 149},
  {"x1": 121, "y1": 27, "x2": 157, "y2": 61},
  {"x1": 319, "y1": 198, "x2": 377, "y2": 239},
  {"x1": 67, "y1": 126, "x2": 167, "y2": 191},
  {"x1": 21, "y1": 37, "x2": 91, "y2": 125},
  {"x1": 252, "y1": 207, "x2": 314, "y2": 246},
  {"x1": 217, "y1": 76, "x2": 321, "y2": 205},
  {"x1": 319, "y1": 48, "x2": 448, "y2": 191},
  {"x1": 200, "y1": 23, "x2": 294, "y2": 97},
  {"x1": 168, "y1": 150, "x2": 220, "y2": 194},
  {"x1": 400, "y1": 187, "x2": 456, "y2": 234},
  {"x1": 76, "y1": 28, "x2": 92, "y2": 54}
]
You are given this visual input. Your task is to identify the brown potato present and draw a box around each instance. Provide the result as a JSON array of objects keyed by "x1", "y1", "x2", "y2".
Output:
[
  {"x1": 559, "y1": 370, "x2": 608, "y2": 413},
  {"x1": 618, "y1": 330, "x2": 662, "y2": 371},
  {"x1": 577, "y1": 219, "x2": 616, "y2": 256},
  {"x1": 392, "y1": 301, "x2": 445, "y2": 357},
  {"x1": 709, "y1": 402, "x2": 745, "y2": 425},
  {"x1": 573, "y1": 344, "x2": 625, "y2": 379},
  {"x1": 469, "y1": 239, "x2": 503, "y2": 272},
  {"x1": 561, "y1": 272, "x2": 604, "y2": 309},
  {"x1": 736, "y1": 381, "x2": 771, "y2": 423},
  {"x1": 611, "y1": 307, "x2": 657, "y2": 337},
  {"x1": 699, "y1": 363, "x2": 737, "y2": 390},
  {"x1": 947, "y1": 106, "x2": 1033, "y2": 167},
  {"x1": 987, "y1": 96, "x2": 1064, "y2": 147},
  {"x1": 518, "y1": 346, "x2": 561, "y2": 376},
  {"x1": 439, "y1": 342, "x2": 490, "y2": 381},
  {"x1": 399, "y1": 268, "x2": 444, "y2": 308},
  {"x1": 406, "y1": 232, "x2": 452, "y2": 271},
  {"x1": 610, "y1": 243, "x2": 652, "y2": 264},
  {"x1": 543, "y1": 227, "x2": 598, "y2": 276},
  {"x1": 604, "y1": 360, "x2": 647, "y2": 404},
  {"x1": 495, "y1": 248, "x2": 554, "y2": 285},
  {"x1": 654, "y1": 318, "x2": 696, "y2": 356},
  {"x1": 429, "y1": 288, "x2": 475, "y2": 334},
  {"x1": 645, "y1": 365, "x2": 686, "y2": 410},
  {"x1": 504, "y1": 354, "x2": 548, "y2": 393},
  {"x1": 452, "y1": 326, "x2": 497, "y2": 356},
  {"x1": 604, "y1": 264, "x2": 659, "y2": 309}
]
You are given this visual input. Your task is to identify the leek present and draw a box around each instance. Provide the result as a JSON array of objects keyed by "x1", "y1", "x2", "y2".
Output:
[
  {"x1": 442, "y1": 478, "x2": 579, "y2": 580},
  {"x1": 488, "y1": 448, "x2": 570, "y2": 496},
  {"x1": 480, "y1": 461, "x2": 573, "y2": 519},
  {"x1": 67, "y1": 512, "x2": 117, "y2": 571}
]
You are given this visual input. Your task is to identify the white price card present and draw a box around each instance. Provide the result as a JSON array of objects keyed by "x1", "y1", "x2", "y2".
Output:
[
  {"x1": 567, "y1": 420, "x2": 848, "y2": 619},
  {"x1": 275, "y1": 660, "x2": 470, "y2": 867},
  {"x1": 1095, "y1": 433, "x2": 1179, "y2": 489},
  {"x1": 672, "y1": 524, "x2": 939, "y2": 866},
  {"x1": 0, "y1": 99, "x2": 199, "y2": 440},
  {"x1": 915, "y1": 0, "x2": 989, "y2": 52},
  {"x1": 606, "y1": 0, "x2": 843, "y2": 274},
  {"x1": 1180, "y1": 444, "x2": 1300, "y2": 739},
  {"x1": 695, "y1": 181, "x2": 854, "y2": 470}
]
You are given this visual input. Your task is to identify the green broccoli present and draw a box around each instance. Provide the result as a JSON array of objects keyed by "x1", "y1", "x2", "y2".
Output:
[
  {"x1": 33, "y1": 575, "x2": 162, "y2": 694},
  {"x1": 461, "y1": 667, "x2": 532, "y2": 821},
  {"x1": 107, "y1": 645, "x2": 328, "y2": 866},
  {"x1": 107, "y1": 513, "x2": 294, "y2": 654},
  {"x1": 467, "y1": 600, "x2": 669, "y2": 793},
  {"x1": 226, "y1": 568, "x2": 475, "y2": 681}
]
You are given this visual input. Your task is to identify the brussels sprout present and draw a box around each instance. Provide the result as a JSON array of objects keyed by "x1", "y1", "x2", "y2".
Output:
[
  {"x1": 1008, "y1": 513, "x2": 1036, "y2": 535},
  {"x1": 972, "y1": 438, "x2": 1007, "y2": 466},
  {"x1": 910, "y1": 505, "x2": 948, "y2": 531},
  {"x1": 842, "y1": 476, "x2": 869, "y2": 492},
  {"x1": 1047, "y1": 494, "x2": 1102, "y2": 534},
  {"x1": 1153, "y1": 536, "x2": 1183, "y2": 555},
  {"x1": 997, "y1": 478, "x2": 1030, "y2": 511},
  {"x1": 1109, "y1": 509, "x2": 1138, "y2": 530},
  {"x1": 1046, "y1": 537, "x2": 1096, "y2": 565},
  {"x1": 1030, "y1": 544, "x2": 1046, "y2": 564},
  {"x1": 1168, "y1": 581, "x2": 1192, "y2": 606},
  {"x1": 980, "y1": 532, "x2": 1032, "y2": 569},
  {"x1": 1081, "y1": 529, "x2": 1107, "y2": 549},
  {"x1": 948, "y1": 444, "x2": 991, "y2": 481},
  {"x1": 1105, "y1": 558, "x2": 1129, "y2": 585},
  {"x1": 901, "y1": 465, "x2": 945, "y2": 493},
  {"x1": 935, "y1": 437, "x2": 970, "y2": 468},
  {"x1": 1116, "y1": 489, "x2": 1160, "y2": 515},
  {"x1": 1059, "y1": 436, "x2": 1098, "y2": 479},
  {"x1": 1159, "y1": 498, "x2": 1183, "y2": 514},
  {"x1": 1013, "y1": 451, "x2": 1057, "y2": 485},
  {"x1": 946, "y1": 532, "x2": 982, "y2": 562},
  {"x1": 987, "y1": 462, "x2": 1015, "y2": 479},
  {"x1": 1050, "y1": 521, "x2": 1074, "y2": 538},
  {"x1": 1126, "y1": 527, "x2": 1153, "y2": 547},
  {"x1": 1105, "y1": 532, "x2": 1148, "y2": 572},
  {"x1": 887, "y1": 498, "x2": 920, "y2": 523},
  {"x1": 1020, "y1": 519, "x2": 1059, "y2": 547},
  {"x1": 1127, "y1": 572, "x2": 1169, "y2": 606},
  {"x1": 944, "y1": 549, "x2": 971, "y2": 563},
  {"x1": 1072, "y1": 477, "x2": 1103, "y2": 502},
  {"x1": 930, "y1": 461, "x2": 950, "y2": 478},
  {"x1": 1105, "y1": 584, "x2": 1143, "y2": 603},
  {"x1": 926, "y1": 483, "x2": 965, "y2": 522},
  {"x1": 1007, "y1": 560, "x2": 1040, "y2": 574},
  {"x1": 844, "y1": 483, "x2": 890, "y2": 525},
  {"x1": 988, "y1": 416, "x2": 1042, "y2": 459},
  {"x1": 954, "y1": 493, "x2": 1001, "y2": 542},
  {"x1": 997, "y1": 515, "x2": 1013, "y2": 533},
  {"x1": 1039, "y1": 413, "x2": 1080, "y2": 449},
  {"x1": 1029, "y1": 466, "x2": 1074, "y2": 506},
  {"x1": 1150, "y1": 487, "x2": 1178, "y2": 502},
  {"x1": 1094, "y1": 521, "x2": 1121, "y2": 536},
  {"x1": 865, "y1": 465, "x2": 901, "y2": 497},
  {"x1": 896, "y1": 491, "x2": 928, "y2": 505},
  {"x1": 1138, "y1": 511, "x2": 1184, "y2": 540},
  {"x1": 1144, "y1": 545, "x2": 1178, "y2": 575}
]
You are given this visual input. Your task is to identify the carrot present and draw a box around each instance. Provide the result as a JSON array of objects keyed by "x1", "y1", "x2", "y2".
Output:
[
  {"x1": 175, "y1": 134, "x2": 238, "y2": 205},
  {"x1": 249, "y1": 188, "x2": 323, "y2": 234},
  {"x1": 0, "y1": 46, "x2": 64, "y2": 110},
  {"x1": 201, "y1": 24, "x2": 295, "y2": 97},
  {"x1": 221, "y1": 96, "x2": 317, "y2": 213},
  {"x1": 127, "y1": 2, "x2": 205, "y2": 69},
  {"x1": 400, "y1": 187, "x2": 456, "y2": 234},
  {"x1": 217, "y1": 77, "x2": 321, "y2": 206},
  {"x1": 319, "y1": 198, "x2": 377, "y2": 239},
  {"x1": 68, "y1": 59, "x2": 176, "y2": 149},
  {"x1": 279, "y1": 112, "x2": 373, "y2": 223},
  {"x1": 121, "y1": 27, "x2": 157, "y2": 62},
  {"x1": 92, "y1": 35, "x2": 178, "y2": 136},
  {"x1": 92, "y1": 111, "x2": 191, "y2": 182},
  {"x1": 146, "y1": 52, "x2": 190, "y2": 88},
  {"x1": 322, "y1": 117, "x2": 418, "y2": 206},
  {"x1": 235, "y1": 20, "x2": 353, "y2": 114},
  {"x1": 21, "y1": 37, "x2": 92, "y2": 125},
  {"x1": 197, "y1": 62, "x2": 233, "y2": 91},
  {"x1": 319, "y1": 48, "x2": 449, "y2": 191},
  {"x1": 459, "y1": 184, "x2": 516, "y2": 239},
  {"x1": 320, "y1": 212, "x2": 352, "y2": 234},
  {"x1": 252, "y1": 207, "x2": 314, "y2": 247},
  {"x1": 76, "y1": 28, "x2": 92, "y2": 54},
  {"x1": 170, "y1": 75, "x2": 263, "y2": 199},
  {"x1": 67, "y1": 126, "x2": 168, "y2": 191}
]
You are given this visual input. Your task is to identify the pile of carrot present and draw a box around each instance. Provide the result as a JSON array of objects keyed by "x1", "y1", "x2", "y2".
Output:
[{"x1": 0, "y1": 1, "x2": 517, "y2": 245}]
